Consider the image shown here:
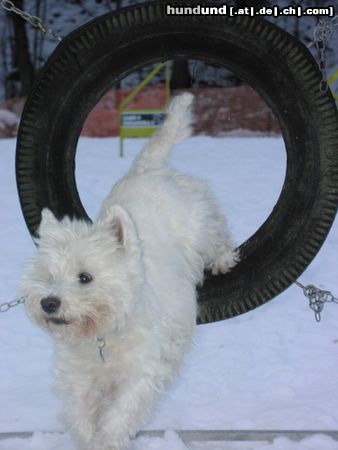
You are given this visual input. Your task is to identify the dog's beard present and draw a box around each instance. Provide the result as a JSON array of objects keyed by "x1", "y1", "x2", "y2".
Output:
[
  {"x1": 29, "y1": 300, "x2": 127, "y2": 339},
  {"x1": 42, "y1": 314, "x2": 102, "y2": 338}
]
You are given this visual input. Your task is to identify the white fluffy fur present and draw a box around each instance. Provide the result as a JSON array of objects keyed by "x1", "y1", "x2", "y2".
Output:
[{"x1": 21, "y1": 93, "x2": 238, "y2": 450}]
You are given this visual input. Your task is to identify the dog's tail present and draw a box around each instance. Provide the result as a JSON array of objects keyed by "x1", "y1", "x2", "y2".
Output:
[{"x1": 132, "y1": 93, "x2": 194, "y2": 172}]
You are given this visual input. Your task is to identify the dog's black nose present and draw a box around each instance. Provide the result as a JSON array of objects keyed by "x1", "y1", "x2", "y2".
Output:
[{"x1": 40, "y1": 296, "x2": 61, "y2": 314}]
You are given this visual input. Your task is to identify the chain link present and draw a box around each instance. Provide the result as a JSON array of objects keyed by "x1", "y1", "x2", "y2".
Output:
[
  {"x1": 317, "y1": 40, "x2": 328, "y2": 92},
  {"x1": 308, "y1": 16, "x2": 338, "y2": 93},
  {"x1": 295, "y1": 280, "x2": 338, "y2": 322},
  {"x1": 0, "y1": 0, "x2": 62, "y2": 42},
  {"x1": 1, "y1": 284, "x2": 337, "y2": 323},
  {"x1": 0, "y1": 296, "x2": 26, "y2": 313}
]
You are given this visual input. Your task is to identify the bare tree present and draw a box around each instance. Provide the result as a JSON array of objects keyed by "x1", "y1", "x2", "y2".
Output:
[
  {"x1": 7, "y1": 0, "x2": 35, "y2": 96},
  {"x1": 32, "y1": 0, "x2": 46, "y2": 71},
  {"x1": 170, "y1": 61, "x2": 192, "y2": 90}
]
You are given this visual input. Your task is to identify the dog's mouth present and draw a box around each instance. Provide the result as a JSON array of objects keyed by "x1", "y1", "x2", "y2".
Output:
[{"x1": 46, "y1": 317, "x2": 70, "y2": 325}]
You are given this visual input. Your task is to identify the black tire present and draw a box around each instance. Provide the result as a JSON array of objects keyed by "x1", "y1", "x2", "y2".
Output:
[{"x1": 16, "y1": 1, "x2": 338, "y2": 324}]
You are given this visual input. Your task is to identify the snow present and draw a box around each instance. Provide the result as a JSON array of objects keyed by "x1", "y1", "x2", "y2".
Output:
[
  {"x1": 0, "y1": 110, "x2": 19, "y2": 130},
  {"x1": 1, "y1": 431, "x2": 338, "y2": 450},
  {"x1": 0, "y1": 136, "x2": 338, "y2": 450}
]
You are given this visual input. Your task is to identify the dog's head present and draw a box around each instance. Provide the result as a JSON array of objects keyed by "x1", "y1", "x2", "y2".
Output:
[{"x1": 21, "y1": 206, "x2": 143, "y2": 339}]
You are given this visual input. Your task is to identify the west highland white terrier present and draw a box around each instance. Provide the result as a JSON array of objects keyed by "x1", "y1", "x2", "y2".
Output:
[{"x1": 21, "y1": 93, "x2": 238, "y2": 450}]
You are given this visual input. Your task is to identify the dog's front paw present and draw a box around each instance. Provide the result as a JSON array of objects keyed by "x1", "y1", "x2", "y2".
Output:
[{"x1": 90, "y1": 428, "x2": 130, "y2": 450}]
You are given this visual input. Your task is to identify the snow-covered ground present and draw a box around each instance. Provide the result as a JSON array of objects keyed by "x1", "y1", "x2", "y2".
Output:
[{"x1": 0, "y1": 136, "x2": 338, "y2": 450}]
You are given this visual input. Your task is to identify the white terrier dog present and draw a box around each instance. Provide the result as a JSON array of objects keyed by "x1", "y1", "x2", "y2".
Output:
[{"x1": 21, "y1": 93, "x2": 238, "y2": 450}]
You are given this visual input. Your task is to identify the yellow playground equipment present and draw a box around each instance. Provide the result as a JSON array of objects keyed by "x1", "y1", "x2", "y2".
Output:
[{"x1": 328, "y1": 67, "x2": 338, "y2": 103}]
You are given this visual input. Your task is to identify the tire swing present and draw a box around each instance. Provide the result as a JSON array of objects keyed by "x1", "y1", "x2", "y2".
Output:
[{"x1": 16, "y1": 1, "x2": 338, "y2": 324}]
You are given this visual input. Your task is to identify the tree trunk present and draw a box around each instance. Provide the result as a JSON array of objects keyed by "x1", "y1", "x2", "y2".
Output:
[
  {"x1": 170, "y1": 60, "x2": 192, "y2": 90},
  {"x1": 8, "y1": 0, "x2": 35, "y2": 96}
]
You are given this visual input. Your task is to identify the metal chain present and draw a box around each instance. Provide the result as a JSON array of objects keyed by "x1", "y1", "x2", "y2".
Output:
[
  {"x1": 295, "y1": 280, "x2": 338, "y2": 322},
  {"x1": 1, "y1": 285, "x2": 336, "y2": 323},
  {"x1": 0, "y1": 0, "x2": 62, "y2": 42},
  {"x1": 0, "y1": 296, "x2": 26, "y2": 313},
  {"x1": 308, "y1": 15, "x2": 338, "y2": 93}
]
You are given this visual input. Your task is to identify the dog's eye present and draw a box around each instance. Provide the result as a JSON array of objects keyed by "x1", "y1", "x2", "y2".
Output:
[{"x1": 78, "y1": 272, "x2": 93, "y2": 284}]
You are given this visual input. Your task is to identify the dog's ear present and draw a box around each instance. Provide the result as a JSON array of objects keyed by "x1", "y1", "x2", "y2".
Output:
[
  {"x1": 98, "y1": 205, "x2": 139, "y2": 250},
  {"x1": 37, "y1": 208, "x2": 59, "y2": 239}
]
